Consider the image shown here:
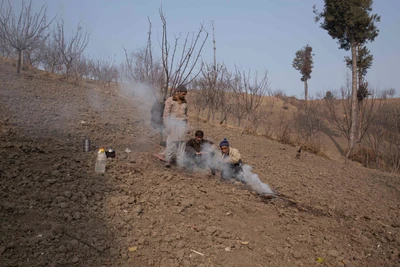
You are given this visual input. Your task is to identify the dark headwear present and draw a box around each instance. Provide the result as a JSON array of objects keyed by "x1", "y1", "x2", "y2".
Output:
[
  {"x1": 219, "y1": 138, "x2": 229, "y2": 147},
  {"x1": 177, "y1": 85, "x2": 188, "y2": 92},
  {"x1": 195, "y1": 130, "x2": 204, "y2": 138}
]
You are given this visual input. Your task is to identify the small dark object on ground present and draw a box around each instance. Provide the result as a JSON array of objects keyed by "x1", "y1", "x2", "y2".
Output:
[{"x1": 105, "y1": 149, "x2": 116, "y2": 158}]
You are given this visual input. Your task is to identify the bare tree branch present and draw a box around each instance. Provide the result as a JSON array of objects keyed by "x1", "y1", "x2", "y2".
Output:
[
  {"x1": 54, "y1": 18, "x2": 90, "y2": 82},
  {"x1": 0, "y1": 0, "x2": 54, "y2": 73},
  {"x1": 157, "y1": 8, "x2": 208, "y2": 100}
]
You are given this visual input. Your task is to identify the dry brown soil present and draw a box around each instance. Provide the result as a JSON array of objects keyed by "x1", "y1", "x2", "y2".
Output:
[{"x1": 0, "y1": 61, "x2": 399, "y2": 267}]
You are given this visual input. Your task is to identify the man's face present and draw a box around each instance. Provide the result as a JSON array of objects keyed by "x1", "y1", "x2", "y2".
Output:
[
  {"x1": 178, "y1": 91, "x2": 187, "y2": 100},
  {"x1": 220, "y1": 146, "x2": 229, "y2": 154},
  {"x1": 195, "y1": 136, "x2": 203, "y2": 143}
]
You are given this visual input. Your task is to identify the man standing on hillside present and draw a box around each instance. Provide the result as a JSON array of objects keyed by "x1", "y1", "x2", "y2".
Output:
[{"x1": 163, "y1": 85, "x2": 190, "y2": 168}]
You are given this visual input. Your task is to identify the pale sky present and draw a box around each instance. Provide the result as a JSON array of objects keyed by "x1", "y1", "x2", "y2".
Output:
[{"x1": 18, "y1": 0, "x2": 400, "y2": 97}]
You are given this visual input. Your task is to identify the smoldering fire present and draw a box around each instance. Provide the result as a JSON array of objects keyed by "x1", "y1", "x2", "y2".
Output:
[{"x1": 182, "y1": 143, "x2": 274, "y2": 195}]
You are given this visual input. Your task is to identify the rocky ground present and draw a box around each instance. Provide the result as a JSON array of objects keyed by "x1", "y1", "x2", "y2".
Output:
[{"x1": 0, "y1": 61, "x2": 399, "y2": 267}]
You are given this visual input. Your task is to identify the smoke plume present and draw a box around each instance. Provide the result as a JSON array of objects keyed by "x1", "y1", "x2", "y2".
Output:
[
  {"x1": 236, "y1": 165, "x2": 274, "y2": 195},
  {"x1": 181, "y1": 142, "x2": 274, "y2": 195},
  {"x1": 118, "y1": 82, "x2": 163, "y2": 133}
]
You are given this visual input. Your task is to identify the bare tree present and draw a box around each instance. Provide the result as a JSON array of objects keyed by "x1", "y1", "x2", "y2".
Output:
[
  {"x1": 0, "y1": 32, "x2": 12, "y2": 57},
  {"x1": 198, "y1": 64, "x2": 219, "y2": 122},
  {"x1": 54, "y1": 18, "x2": 89, "y2": 82},
  {"x1": 23, "y1": 38, "x2": 44, "y2": 68},
  {"x1": 90, "y1": 57, "x2": 119, "y2": 87},
  {"x1": 229, "y1": 67, "x2": 270, "y2": 129},
  {"x1": 122, "y1": 17, "x2": 164, "y2": 101},
  {"x1": 40, "y1": 35, "x2": 62, "y2": 73},
  {"x1": 158, "y1": 7, "x2": 208, "y2": 100},
  {"x1": 387, "y1": 88, "x2": 396, "y2": 98},
  {"x1": 215, "y1": 66, "x2": 233, "y2": 124},
  {"x1": 123, "y1": 48, "x2": 163, "y2": 89},
  {"x1": 200, "y1": 21, "x2": 220, "y2": 122},
  {"x1": 0, "y1": 0, "x2": 54, "y2": 73},
  {"x1": 364, "y1": 111, "x2": 386, "y2": 169},
  {"x1": 70, "y1": 55, "x2": 91, "y2": 84},
  {"x1": 194, "y1": 22, "x2": 236, "y2": 125},
  {"x1": 189, "y1": 80, "x2": 210, "y2": 122}
]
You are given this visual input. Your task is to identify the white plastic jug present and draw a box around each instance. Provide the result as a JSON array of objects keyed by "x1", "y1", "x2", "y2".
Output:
[{"x1": 95, "y1": 148, "x2": 107, "y2": 173}]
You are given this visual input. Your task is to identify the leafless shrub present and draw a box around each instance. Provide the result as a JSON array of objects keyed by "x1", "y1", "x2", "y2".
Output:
[
  {"x1": 189, "y1": 22, "x2": 236, "y2": 125},
  {"x1": 364, "y1": 102, "x2": 400, "y2": 172},
  {"x1": 23, "y1": 44, "x2": 43, "y2": 68},
  {"x1": 257, "y1": 95, "x2": 277, "y2": 139},
  {"x1": 228, "y1": 67, "x2": 269, "y2": 128},
  {"x1": 381, "y1": 88, "x2": 396, "y2": 100},
  {"x1": 242, "y1": 108, "x2": 267, "y2": 135},
  {"x1": 190, "y1": 80, "x2": 210, "y2": 122},
  {"x1": 38, "y1": 35, "x2": 62, "y2": 73},
  {"x1": 190, "y1": 64, "x2": 233, "y2": 124},
  {"x1": 294, "y1": 100, "x2": 325, "y2": 153},
  {"x1": 216, "y1": 68, "x2": 234, "y2": 125},
  {"x1": 0, "y1": 32, "x2": 13, "y2": 57},
  {"x1": 274, "y1": 108, "x2": 295, "y2": 145},
  {"x1": 273, "y1": 89, "x2": 289, "y2": 109},
  {"x1": 387, "y1": 88, "x2": 396, "y2": 98},
  {"x1": 273, "y1": 89, "x2": 285, "y2": 99},
  {"x1": 122, "y1": 17, "x2": 164, "y2": 96},
  {"x1": 54, "y1": 18, "x2": 89, "y2": 82},
  {"x1": 198, "y1": 64, "x2": 220, "y2": 122},
  {"x1": 70, "y1": 55, "x2": 91, "y2": 85},
  {"x1": 260, "y1": 116, "x2": 274, "y2": 139},
  {"x1": 90, "y1": 57, "x2": 119, "y2": 87}
]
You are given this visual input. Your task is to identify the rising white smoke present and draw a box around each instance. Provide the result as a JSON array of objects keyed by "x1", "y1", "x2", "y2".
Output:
[
  {"x1": 236, "y1": 165, "x2": 274, "y2": 195},
  {"x1": 182, "y1": 141, "x2": 274, "y2": 195},
  {"x1": 118, "y1": 82, "x2": 158, "y2": 115},
  {"x1": 118, "y1": 82, "x2": 164, "y2": 134}
]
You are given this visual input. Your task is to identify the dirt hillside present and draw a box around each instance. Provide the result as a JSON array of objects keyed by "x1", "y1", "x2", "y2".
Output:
[{"x1": 0, "y1": 61, "x2": 399, "y2": 267}]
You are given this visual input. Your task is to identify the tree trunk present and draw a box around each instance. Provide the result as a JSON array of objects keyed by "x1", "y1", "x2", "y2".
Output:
[
  {"x1": 346, "y1": 42, "x2": 359, "y2": 160},
  {"x1": 207, "y1": 108, "x2": 211, "y2": 122},
  {"x1": 304, "y1": 79, "x2": 308, "y2": 103},
  {"x1": 17, "y1": 50, "x2": 23, "y2": 74},
  {"x1": 220, "y1": 111, "x2": 227, "y2": 124},
  {"x1": 66, "y1": 63, "x2": 70, "y2": 82}
]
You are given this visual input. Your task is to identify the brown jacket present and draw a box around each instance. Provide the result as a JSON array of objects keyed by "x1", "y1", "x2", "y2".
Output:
[
  {"x1": 185, "y1": 138, "x2": 214, "y2": 155},
  {"x1": 163, "y1": 94, "x2": 189, "y2": 141}
]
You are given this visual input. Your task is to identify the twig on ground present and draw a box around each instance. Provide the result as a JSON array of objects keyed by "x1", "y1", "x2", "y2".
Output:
[{"x1": 191, "y1": 249, "x2": 204, "y2": 256}]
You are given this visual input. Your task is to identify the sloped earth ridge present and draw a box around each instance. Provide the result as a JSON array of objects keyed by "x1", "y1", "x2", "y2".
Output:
[{"x1": 0, "y1": 63, "x2": 399, "y2": 267}]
